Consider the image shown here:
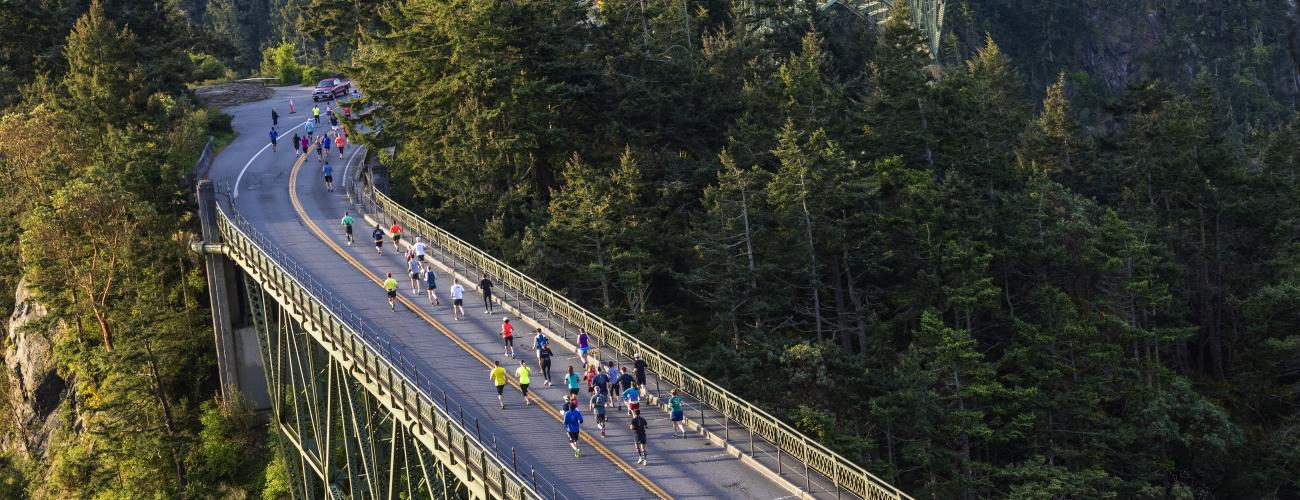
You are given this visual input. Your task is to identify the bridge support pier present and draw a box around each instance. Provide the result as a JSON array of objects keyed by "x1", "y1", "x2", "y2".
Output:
[{"x1": 195, "y1": 180, "x2": 271, "y2": 411}]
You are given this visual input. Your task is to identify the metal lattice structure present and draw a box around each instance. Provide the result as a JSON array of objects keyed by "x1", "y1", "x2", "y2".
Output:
[
  {"x1": 213, "y1": 207, "x2": 540, "y2": 499},
  {"x1": 823, "y1": 0, "x2": 946, "y2": 58}
]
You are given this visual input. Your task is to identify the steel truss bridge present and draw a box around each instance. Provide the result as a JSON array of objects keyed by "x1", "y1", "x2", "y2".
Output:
[{"x1": 193, "y1": 90, "x2": 916, "y2": 499}]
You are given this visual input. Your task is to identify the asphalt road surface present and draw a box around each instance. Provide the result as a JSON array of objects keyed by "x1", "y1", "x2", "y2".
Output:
[{"x1": 207, "y1": 86, "x2": 802, "y2": 499}]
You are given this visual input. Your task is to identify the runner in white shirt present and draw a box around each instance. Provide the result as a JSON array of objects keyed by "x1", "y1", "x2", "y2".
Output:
[
  {"x1": 413, "y1": 237, "x2": 427, "y2": 265},
  {"x1": 450, "y1": 280, "x2": 466, "y2": 320}
]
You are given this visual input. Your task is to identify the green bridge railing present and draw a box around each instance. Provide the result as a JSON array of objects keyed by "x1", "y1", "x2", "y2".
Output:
[
  {"x1": 216, "y1": 206, "x2": 543, "y2": 500},
  {"x1": 355, "y1": 184, "x2": 911, "y2": 500}
]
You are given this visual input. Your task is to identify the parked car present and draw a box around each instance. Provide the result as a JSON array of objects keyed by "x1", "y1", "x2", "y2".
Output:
[{"x1": 312, "y1": 77, "x2": 351, "y2": 101}]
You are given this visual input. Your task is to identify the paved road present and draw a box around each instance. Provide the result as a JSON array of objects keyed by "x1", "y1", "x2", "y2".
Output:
[{"x1": 207, "y1": 87, "x2": 798, "y2": 499}]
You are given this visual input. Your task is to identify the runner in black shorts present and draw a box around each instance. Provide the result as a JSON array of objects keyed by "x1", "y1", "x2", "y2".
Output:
[
  {"x1": 478, "y1": 274, "x2": 495, "y2": 314},
  {"x1": 630, "y1": 409, "x2": 649, "y2": 464},
  {"x1": 341, "y1": 211, "x2": 354, "y2": 245},
  {"x1": 372, "y1": 224, "x2": 385, "y2": 255}
]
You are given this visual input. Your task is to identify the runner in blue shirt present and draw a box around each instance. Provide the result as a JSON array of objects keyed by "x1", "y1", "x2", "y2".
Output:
[
  {"x1": 669, "y1": 388, "x2": 685, "y2": 438},
  {"x1": 621, "y1": 382, "x2": 641, "y2": 418},
  {"x1": 269, "y1": 127, "x2": 279, "y2": 152},
  {"x1": 564, "y1": 404, "x2": 584, "y2": 458},
  {"x1": 593, "y1": 366, "x2": 611, "y2": 398},
  {"x1": 607, "y1": 363, "x2": 622, "y2": 409},
  {"x1": 533, "y1": 328, "x2": 548, "y2": 365},
  {"x1": 322, "y1": 162, "x2": 334, "y2": 192}
]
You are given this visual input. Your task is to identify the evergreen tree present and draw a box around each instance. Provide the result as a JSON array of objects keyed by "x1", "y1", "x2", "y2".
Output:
[
  {"x1": 63, "y1": 1, "x2": 146, "y2": 124},
  {"x1": 863, "y1": 0, "x2": 932, "y2": 168}
]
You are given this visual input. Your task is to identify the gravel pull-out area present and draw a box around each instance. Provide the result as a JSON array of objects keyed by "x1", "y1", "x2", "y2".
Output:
[{"x1": 195, "y1": 83, "x2": 277, "y2": 107}]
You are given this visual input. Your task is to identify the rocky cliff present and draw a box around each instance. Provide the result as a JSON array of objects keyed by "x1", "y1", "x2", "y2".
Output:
[{"x1": 1, "y1": 278, "x2": 72, "y2": 459}]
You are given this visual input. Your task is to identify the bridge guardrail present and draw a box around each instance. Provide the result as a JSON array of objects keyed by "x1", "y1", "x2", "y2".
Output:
[
  {"x1": 362, "y1": 185, "x2": 911, "y2": 500},
  {"x1": 215, "y1": 205, "x2": 544, "y2": 500}
]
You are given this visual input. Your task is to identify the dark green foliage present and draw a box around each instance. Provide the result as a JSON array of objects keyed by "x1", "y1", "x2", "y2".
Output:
[
  {"x1": 349, "y1": 0, "x2": 1300, "y2": 496},
  {"x1": 0, "y1": 1, "x2": 272, "y2": 497}
]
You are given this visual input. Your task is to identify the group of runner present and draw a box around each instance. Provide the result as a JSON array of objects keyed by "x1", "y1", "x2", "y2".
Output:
[
  {"x1": 295, "y1": 100, "x2": 687, "y2": 469},
  {"x1": 268, "y1": 105, "x2": 349, "y2": 196}
]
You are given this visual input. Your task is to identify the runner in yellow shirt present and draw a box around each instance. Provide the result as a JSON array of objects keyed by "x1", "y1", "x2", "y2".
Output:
[
  {"x1": 516, "y1": 360, "x2": 533, "y2": 406},
  {"x1": 384, "y1": 272, "x2": 399, "y2": 311},
  {"x1": 490, "y1": 361, "x2": 508, "y2": 409}
]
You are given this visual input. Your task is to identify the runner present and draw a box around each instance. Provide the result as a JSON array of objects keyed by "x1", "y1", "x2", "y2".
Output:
[
  {"x1": 271, "y1": 108, "x2": 279, "y2": 127},
  {"x1": 629, "y1": 409, "x2": 649, "y2": 464},
  {"x1": 312, "y1": 104, "x2": 320, "y2": 124},
  {"x1": 340, "y1": 211, "x2": 354, "y2": 245},
  {"x1": 501, "y1": 318, "x2": 515, "y2": 358},
  {"x1": 617, "y1": 367, "x2": 635, "y2": 413},
  {"x1": 372, "y1": 224, "x2": 385, "y2": 255},
  {"x1": 406, "y1": 256, "x2": 421, "y2": 294},
  {"x1": 292, "y1": 132, "x2": 301, "y2": 157},
  {"x1": 269, "y1": 127, "x2": 278, "y2": 152},
  {"x1": 608, "y1": 363, "x2": 622, "y2": 409},
  {"x1": 450, "y1": 280, "x2": 465, "y2": 320},
  {"x1": 593, "y1": 365, "x2": 611, "y2": 399},
  {"x1": 322, "y1": 132, "x2": 332, "y2": 158},
  {"x1": 425, "y1": 267, "x2": 439, "y2": 305},
  {"x1": 478, "y1": 274, "x2": 495, "y2": 314},
  {"x1": 515, "y1": 360, "x2": 532, "y2": 406},
  {"x1": 539, "y1": 345, "x2": 554, "y2": 386},
  {"x1": 564, "y1": 366, "x2": 581, "y2": 398},
  {"x1": 413, "y1": 237, "x2": 427, "y2": 264},
  {"x1": 383, "y1": 272, "x2": 398, "y2": 311},
  {"x1": 577, "y1": 330, "x2": 590, "y2": 359},
  {"x1": 669, "y1": 388, "x2": 686, "y2": 437},
  {"x1": 621, "y1": 382, "x2": 641, "y2": 418},
  {"x1": 584, "y1": 362, "x2": 598, "y2": 395},
  {"x1": 305, "y1": 118, "x2": 316, "y2": 138},
  {"x1": 633, "y1": 353, "x2": 648, "y2": 392},
  {"x1": 335, "y1": 133, "x2": 346, "y2": 158},
  {"x1": 390, "y1": 223, "x2": 402, "y2": 247},
  {"x1": 564, "y1": 401, "x2": 584, "y2": 458},
  {"x1": 299, "y1": 135, "x2": 309, "y2": 156},
  {"x1": 315, "y1": 135, "x2": 324, "y2": 160},
  {"x1": 329, "y1": 112, "x2": 339, "y2": 131},
  {"x1": 533, "y1": 328, "x2": 548, "y2": 365},
  {"x1": 322, "y1": 162, "x2": 334, "y2": 191},
  {"x1": 490, "y1": 360, "x2": 508, "y2": 409},
  {"x1": 590, "y1": 390, "x2": 609, "y2": 437}
]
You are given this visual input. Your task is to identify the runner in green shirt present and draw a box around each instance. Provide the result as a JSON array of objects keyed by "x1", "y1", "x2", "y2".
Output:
[
  {"x1": 341, "y1": 211, "x2": 355, "y2": 245},
  {"x1": 383, "y1": 272, "x2": 399, "y2": 311},
  {"x1": 669, "y1": 388, "x2": 685, "y2": 437},
  {"x1": 516, "y1": 360, "x2": 533, "y2": 406}
]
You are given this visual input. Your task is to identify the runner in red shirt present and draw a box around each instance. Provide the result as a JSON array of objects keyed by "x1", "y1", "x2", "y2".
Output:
[
  {"x1": 390, "y1": 223, "x2": 402, "y2": 247},
  {"x1": 501, "y1": 318, "x2": 515, "y2": 358}
]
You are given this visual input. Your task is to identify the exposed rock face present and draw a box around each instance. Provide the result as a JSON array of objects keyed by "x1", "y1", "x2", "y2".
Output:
[{"x1": 2, "y1": 278, "x2": 69, "y2": 458}]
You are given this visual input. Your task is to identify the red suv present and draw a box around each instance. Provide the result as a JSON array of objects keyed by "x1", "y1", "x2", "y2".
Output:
[{"x1": 312, "y1": 77, "x2": 350, "y2": 101}]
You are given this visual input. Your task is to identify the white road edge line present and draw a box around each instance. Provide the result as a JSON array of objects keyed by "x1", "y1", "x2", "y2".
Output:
[
  {"x1": 343, "y1": 143, "x2": 364, "y2": 183},
  {"x1": 234, "y1": 119, "x2": 308, "y2": 199}
]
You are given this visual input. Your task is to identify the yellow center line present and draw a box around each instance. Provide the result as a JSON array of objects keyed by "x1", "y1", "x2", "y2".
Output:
[{"x1": 287, "y1": 152, "x2": 670, "y2": 499}]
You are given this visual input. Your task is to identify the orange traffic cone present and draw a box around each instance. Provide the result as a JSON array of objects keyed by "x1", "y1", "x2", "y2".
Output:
[{"x1": 288, "y1": 98, "x2": 296, "y2": 113}]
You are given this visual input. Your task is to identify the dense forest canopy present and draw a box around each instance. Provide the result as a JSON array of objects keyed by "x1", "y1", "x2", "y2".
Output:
[
  {"x1": 0, "y1": 0, "x2": 282, "y2": 497},
  {"x1": 0, "y1": 0, "x2": 1298, "y2": 498},
  {"x1": 336, "y1": 0, "x2": 1300, "y2": 497}
]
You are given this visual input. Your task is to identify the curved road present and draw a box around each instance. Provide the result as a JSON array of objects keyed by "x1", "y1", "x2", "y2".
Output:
[{"x1": 207, "y1": 87, "x2": 797, "y2": 499}]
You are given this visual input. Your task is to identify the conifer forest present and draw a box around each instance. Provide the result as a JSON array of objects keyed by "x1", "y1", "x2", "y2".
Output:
[{"x1": 0, "y1": 0, "x2": 1298, "y2": 497}]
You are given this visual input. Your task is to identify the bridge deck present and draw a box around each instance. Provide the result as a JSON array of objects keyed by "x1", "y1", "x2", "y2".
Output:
[{"x1": 211, "y1": 87, "x2": 813, "y2": 499}]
